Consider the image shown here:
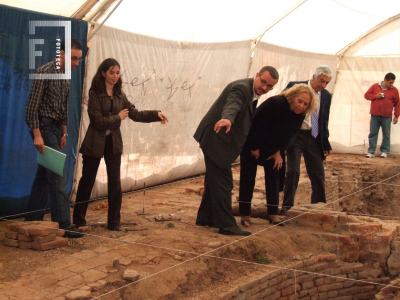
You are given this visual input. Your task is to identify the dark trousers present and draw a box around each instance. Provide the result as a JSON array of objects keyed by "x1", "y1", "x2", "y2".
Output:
[
  {"x1": 25, "y1": 121, "x2": 70, "y2": 229},
  {"x1": 196, "y1": 152, "x2": 237, "y2": 228},
  {"x1": 73, "y1": 135, "x2": 122, "y2": 230},
  {"x1": 283, "y1": 130, "x2": 325, "y2": 211},
  {"x1": 239, "y1": 147, "x2": 281, "y2": 217}
]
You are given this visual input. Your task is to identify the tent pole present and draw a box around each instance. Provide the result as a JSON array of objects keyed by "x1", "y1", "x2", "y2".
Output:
[
  {"x1": 87, "y1": 0, "x2": 123, "y2": 42},
  {"x1": 83, "y1": 0, "x2": 116, "y2": 22},
  {"x1": 247, "y1": 0, "x2": 308, "y2": 77},
  {"x1": 336, "y1": 12, "x2": 400, "y2": 58},
  {"x1": 71, "y1": 0, "x2": 99, "y2": 19}
]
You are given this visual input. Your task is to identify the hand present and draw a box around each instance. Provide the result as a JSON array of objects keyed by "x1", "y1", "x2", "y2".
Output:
[
  {"x1": 60, "y1": 136, "x2": 67, "y2": 149},
  {"x1": 324, "y1": 150, "x2": 333, "y2": 156},
  {"x1": 158, "y1": 112, "x2": 169, "y2": 124},
  {"x1": 394, "y1": 117, "x2": 398, "y2": 125},
  {"x1": 250, "y1": 149, "x2": 260, "y2": 159},
  {"x1": 34, "y1": 135, "x2": 45, "y2": 154},
  {"x1": 214, "y1": 119, "x2": 232, "y2": 133},
  {"x1": 119, "y1": 109, "x2": 129, "y2": 120},
  {"x1": 267, "y1": 151, "x2": 283, "y2": 170},
  {"x1": 375, "y1": 93, "x2": 384, "y2": 99}
]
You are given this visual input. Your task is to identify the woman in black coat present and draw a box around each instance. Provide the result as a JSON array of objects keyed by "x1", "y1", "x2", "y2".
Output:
[{"x1": 239, "y1": 84, "x2": 315, "y2": 227}]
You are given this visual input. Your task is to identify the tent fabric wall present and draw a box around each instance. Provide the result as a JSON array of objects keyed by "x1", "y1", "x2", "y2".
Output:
[
  {"x1": 70, "y1": 24, "x2": 252, "y2": 202},
  {"x1": 250, "y1": 41, "x2": 337, "y2": 102},
  {"x1": 330, "y1": 58, "x2": 400, "y2": 155},
  {"x1": 0, "y1": 4, "x2": 88, "y2": 217},
  {"x1": 330, "y1": 17, "x2": 400, "y2": 155}
]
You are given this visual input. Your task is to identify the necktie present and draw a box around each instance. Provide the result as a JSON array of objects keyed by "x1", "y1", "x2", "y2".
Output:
[{"x1": 311, "y1": 108, "x2": 319, "y2": 138}]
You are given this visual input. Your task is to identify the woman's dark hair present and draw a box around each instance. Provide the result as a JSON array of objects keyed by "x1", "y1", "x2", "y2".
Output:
[{"x1": 90, "y1": 58, "x2": 122, "y2": 94}]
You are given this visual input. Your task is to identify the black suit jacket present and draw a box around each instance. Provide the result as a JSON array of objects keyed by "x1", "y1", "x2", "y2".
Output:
[
  {"x1": 286, "y1": 81, "x2": 332, "y2": 158},
  {"x1": 194, "y1": 78, "x2": 256, "y2": 168},
  {"x1": 247, "y1": 95, "x2": 305, "y2": 163}
]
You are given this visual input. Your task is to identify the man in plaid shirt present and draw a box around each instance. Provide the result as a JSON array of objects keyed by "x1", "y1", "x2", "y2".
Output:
[{"x1": 25, "y1": 39, "x2": 83, "y2": 238}]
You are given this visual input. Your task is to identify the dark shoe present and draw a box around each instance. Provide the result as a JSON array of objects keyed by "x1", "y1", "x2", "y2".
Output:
[
  {"x1": 107, "y1": 226, "x2": 122, "y2": 231},
  {"x1": 279, "y1": 209, "x2": 287, "y2": 216},
  {"x1": 63, "y1": 227, "x2": 84, "y2": 238},
  {"x1": 74, "y1": 223, "x2": 86, "y2": 228},
  {"x1": 196, "y1": 221, "x2": 213, "y2": 227},
  {"x1": 240, "y1": 218, "x2": 252, "y2": 228},
  {"x1": 269, "y1": 218, "x2": 285, "y2": 227},
  {"x1": 219, "y1": 226, "x2": 251, "y2": 236}
]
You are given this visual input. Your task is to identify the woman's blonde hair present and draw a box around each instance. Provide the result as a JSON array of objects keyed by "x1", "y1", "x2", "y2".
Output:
[{"x1": 281, "y1": 83, "x2": 316, "y2": 115}]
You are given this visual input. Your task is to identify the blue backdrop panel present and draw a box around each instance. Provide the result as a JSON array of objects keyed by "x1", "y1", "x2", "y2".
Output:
[{"x1": 0, "y1": 4, "x2": 87, "y2": 218}]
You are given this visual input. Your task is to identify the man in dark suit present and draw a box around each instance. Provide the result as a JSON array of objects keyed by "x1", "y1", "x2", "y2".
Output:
[
  {"x1": 282, "y1": 65, "x2": 333, "y2": 213},
  {"x1": 194, "y1": 66, "x2": 279, "y2": 236}
]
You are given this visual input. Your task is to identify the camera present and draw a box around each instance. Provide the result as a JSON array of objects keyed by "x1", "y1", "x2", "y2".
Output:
[{"x1": 381, "y1": 93, "x2": 385, "y2": 98}]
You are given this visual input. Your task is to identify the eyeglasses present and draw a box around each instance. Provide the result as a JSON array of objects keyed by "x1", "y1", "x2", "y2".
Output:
[
  {"x1": 259, "y1": 77, "x2": 275, "y2": 90},
  {"x1": 71, "y1": 56, "x2": 83, "y2": 63}
]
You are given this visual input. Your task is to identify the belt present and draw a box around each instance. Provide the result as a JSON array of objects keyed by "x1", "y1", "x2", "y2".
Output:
[{"x1": 40, "y1": 117, "x2": 63, "y2": 127}]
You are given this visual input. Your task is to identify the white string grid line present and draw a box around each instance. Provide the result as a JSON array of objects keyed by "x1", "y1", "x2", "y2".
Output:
[{"x1": 1, "y1": 171, "x2": 400, "y2": 298}]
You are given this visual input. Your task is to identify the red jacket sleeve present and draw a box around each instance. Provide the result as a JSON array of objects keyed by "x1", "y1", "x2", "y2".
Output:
[{"x1": 364, "y1": 84, "x2": 378, "y2": 101}]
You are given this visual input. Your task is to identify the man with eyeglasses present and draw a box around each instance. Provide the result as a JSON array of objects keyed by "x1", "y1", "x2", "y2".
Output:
[
  {"x1": 25, "y1": 39, "x2": 84, "y2": 238},
  {"x1": 281, "y1": 65, "x2": 333, "y2": 214},
  {"x1": 194, "y1": 66, "x2": 279, "y2": 236}
]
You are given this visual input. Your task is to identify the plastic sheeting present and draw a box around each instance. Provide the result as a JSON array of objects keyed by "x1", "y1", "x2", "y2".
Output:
[
  {"x1": 0, "y1": 4, "x2": 88, "y2": 217},
  {"x1": 70, "y1": 24, "x2": 252, "y2": 202},
  {"x1": 251, "y1": 41, "x2": 337, "y2": 102},
  {"x1": 330, "y1": 18, "x2": 400, "y2": 154}
]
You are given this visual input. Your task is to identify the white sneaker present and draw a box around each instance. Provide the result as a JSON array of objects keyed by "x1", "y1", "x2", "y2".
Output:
[
  {"x1": 365, "y1": 153, "x2": 375, "y2": 158},
  {"x1": 380, "y1": 153, "x2": 388, "y2": 158}
]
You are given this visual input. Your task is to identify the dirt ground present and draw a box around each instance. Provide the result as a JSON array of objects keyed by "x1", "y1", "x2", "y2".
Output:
[{"x1": 1, "y1": 153, "x2": 400, "y2": 299}]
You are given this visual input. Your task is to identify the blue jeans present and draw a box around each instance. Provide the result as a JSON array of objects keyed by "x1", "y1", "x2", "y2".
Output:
[
  {"x1": 25, "y1": 121, "x2": 71, "y2": 229},
  {"x1": 368, "y1": 114, "x2": 392, "y2": 154}
]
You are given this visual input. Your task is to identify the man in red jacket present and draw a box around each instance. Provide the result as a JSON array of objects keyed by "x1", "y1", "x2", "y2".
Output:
[{"x1": 365, "y1": 73, "x2": 399, "y2": 158}]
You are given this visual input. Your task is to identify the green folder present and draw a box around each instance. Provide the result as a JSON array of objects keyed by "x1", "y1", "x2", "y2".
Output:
[{"x1": 37, "y1": 146, "x2": 66, "y2": 176}]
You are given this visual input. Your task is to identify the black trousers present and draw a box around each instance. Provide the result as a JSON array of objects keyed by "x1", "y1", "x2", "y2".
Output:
[
  {"x1": 239, "y1": 146, "x2": 284, "y2": 216},
  {"x1": 196, "y1": 152, "x2": 237, "y2": 228},
  {"x1": 73, "y1": 135, "x2": 122, "y2": 230},
  {"x1": 283, "y1": 130, "x2": 325, "y2": 211}
]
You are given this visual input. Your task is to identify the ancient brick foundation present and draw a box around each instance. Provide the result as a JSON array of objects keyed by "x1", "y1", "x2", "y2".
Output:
[{"x1": 219, "y1": 254, "x2": 388, "y2": 300}]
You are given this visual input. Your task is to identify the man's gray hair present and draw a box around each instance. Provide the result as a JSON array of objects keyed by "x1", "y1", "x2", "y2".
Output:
[{"x1": 313, "y1": 65, "x2": 332, "y2": 79}]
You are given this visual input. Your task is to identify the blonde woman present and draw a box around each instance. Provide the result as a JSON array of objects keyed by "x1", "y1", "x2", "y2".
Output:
[{"x1": 239, "y1": 84, "x2": 315, "y2": 227}]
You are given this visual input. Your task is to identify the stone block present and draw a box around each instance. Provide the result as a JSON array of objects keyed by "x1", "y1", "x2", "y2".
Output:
[
  {"x1": 65, "y1": 290, "x2": 91, "y2": 300},
  {"x1": 18, "y1": 225, "x2": 57, "y2": 237},
  {"x1": 318, "y1": 282, "x2": 343, "y2": 292},
  {"x1": 17, "y1": 234, "x2": 34, "y2": 242},
  {"x1": 34, "y1": 233, "x2": 56, "y2": 244},
  {"x1": 353, "y1": 292, "x2": 379, "y2": 300},
  {"x1": 19, "y1": 241, "x2": 33, "y2": 249},
  {"x1": 57, "y1": 275, "x2": 85, "y2": 288},
  {"x1": 327, "y1": 290, "x2": 339, "y2": 298},
  {"x1": 32, "y1": 236, "x2": 68, "y2": 251},
  {"x1": 343, "y1": 280, "x2": 355, "y2": 288},
  {"x1": 81, "y1": 269, "x2": 107, "y2": 283},
  {"x1": 338, "y1": 285, "x2": 375, "y2": 296},
  {"x1": 5, "y1": 231, "x2": 18, "y2": 239},
  {"x1": 314, "y1": 278, "x2": 324, "y2": 286},
  {"x1": 123, "y1": 269, "x2": 140, "y2": 282},
  {"x1": 4, "y1": 238, "x2": 19, "y2": 247},
  {"x1": 301, "y1": 281, "x2": 314, "y2": 290},
  {"x1": 219, "y1": 286, "x2": 239, "y2": 300},
  {"x1": 70, "y1": 250, "x2": 97, "y2": 261},
  {"x1": 324, "y1": 277, "x2": 336, "y2": 284},
  {"x1": 7, "y1": 222, "x2": 20, "y2": 232}
]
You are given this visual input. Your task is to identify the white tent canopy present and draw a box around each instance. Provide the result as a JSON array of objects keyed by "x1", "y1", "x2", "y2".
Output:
[
  {"x1": 3, "y1": 0, "x2": 400, "y2": 54},
  {"x1": 2, "y1": 0, "x2": 400, "y2": 199}
]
